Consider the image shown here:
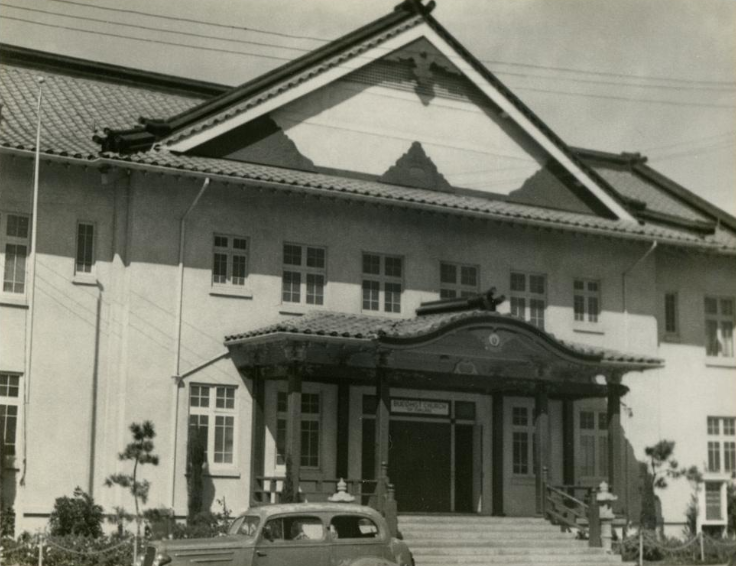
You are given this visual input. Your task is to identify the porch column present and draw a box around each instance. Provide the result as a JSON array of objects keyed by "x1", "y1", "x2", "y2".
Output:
[
  {"x1": 607, "y1": 382, "x2": 624, "y2": 498},
  {"x1": 249, "y1": 364, "x2": 266, "y2": 506},
  {"x1": 492, "y1": 394, "x2": 504, "y2": 516},
  {"x1": 283, "y1": 342, "x2": 307, "y2": 496},
  {"x1": 562, "y1": 399, "x2": 575, "y2": 486},
  {"x1": 374, "y1": 352, "x2": 391, "y2": 509},
  {"x1": 336, "y1": 382, "x2": 350, "y2": 479},
  {"x1": 534, "y1": 384, "x2": 550, "y2": 515}
]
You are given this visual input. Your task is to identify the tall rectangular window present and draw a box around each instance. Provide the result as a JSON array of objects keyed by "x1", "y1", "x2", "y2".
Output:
[
  {"x1": 705, "y1": 482, "x2": 722, "y2": 521},
  {"x1": 511, "y1": 406, "x2": 533, "y2": 475},
  {"x1": 0, "y1": 373, "x2": 20, "y2": 458},
  {"x1": 439, "y1": 262, "x2": 479, "y2": 299},
  {"x1": 578, "y1": 410, "x2": 608, "y2": 478},
  {"x1": 188, "y1": 384, "x2": 237, "y2": 467},
  {"x1": 510, "y1": 272, "x2": 546, "y2": 329},
  {"x1": 362, "y1": 253, "x2": 403, "y2": 314},
  {"x1": 282, "y1": 243, "x2": 326, "y2": 305},
  {"x1": 2, "y1": 213, "x2": 30, "y2": 294},
  {"x1": 75, "y1": 222, "x2": 95, "y2": 274},
  {"x1": 212, "y1": 234, "x2": 248, "y2": 287},
  {"x1": 276, "y1": 391, "x2": 321, "y2": 469},
  {"x1": 705, "y1": 297, "x2": 734, "y2": 357},
  {"x1": 707, "y1": 416, "x2": 736, "y2": 472},
  {"x1": 574, "y1": 279, "x2": 600, "y2": 323},
  {"x1": 664, "y1": 292, "x2": 679, "y2": 335}
]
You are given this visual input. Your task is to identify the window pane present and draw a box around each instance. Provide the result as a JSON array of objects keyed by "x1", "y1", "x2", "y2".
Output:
[
  {"x1": 301, "y1": 420, "x2": 320, "y2": 468},
  {"x1": 362, "y1": 280, "x2": 379, "y2": 311},
  {"x1": 384, "y1": 257, "x2": 402, "y2": 278},
  {"x1": 725, "y1": 442, "x2": 736, "y2": 473},
  {"x1": 362, "y1": 254, "x2": 380, "y2": 275},
  {"x1": 214, "y1": 416, "x2": 234, "y2": 464},
  {"x1": 216, "y1": 387, "x2": 235, "y2": 410},
  {"x1": 580, "y1": 411, "x2": 595, "y2": 430},
  {"x1": 512, "y1": 407, "x2": 528, "y2": 426},
  {"x1": 580, "y1": 435, "x2": 596, "y2": 476},
  {"x1": 440, "y1": 288, "x2": 457, "y2": 299},
  {"x1": 721, "y1": 299, "x2": 734, "y2": 317},
  {"x1": 705, "y1": 483, "x2": 722, "y2": 521},
  {"x1": 282, "y1": 271, "x2": 301, "y2": 303},
  {"x1": 510, "y1": 297, "x2": 525, "y2": 319},
  {"x1": 705, "y1": 297, "x2": 718, "y2": 315},
  {"x1": 283, "y1": 244, "x2": 302, "y2": 266},
  {"x1": 302, "y1": 393, "x2": 320, "y2": 414},
  {"x1": 460, "y1": 266, "x2": 477, "y2": 287},
  {"x1": 598, "y1": 436, "x2": 609, "y2": 478},
  {"x1": 708, "y1": 417, "x2": 720, "y2": 435},
  {"x1": 708, "y1": 441, "x2": 721, "y2": 472},
  {"x1": 188, "y1": 414, "x2": 209, "y2": 462},
  {"x1": 7, "y1": 215, "x2": 29, "y2": 238},
  {"x1": 529, "y1": 275, "x2": 545, "y2": 294},
  {"x1": 440, "y1": 263, "x2": 456, "y2": 284},
  {"x1": 598, "y1": 412, "x2": 608, "y2": 430},
  {"x1": 384, "y1": 282, "x2": 402, "y2": 313},
  {"x1": 588, "y1": 297, "x2": 599, "y2": 323},
  {"x1": 721, "y1": 321, "x2": 734, "y2": 357},
  {"x1": 306, "y1": 274, "x2": 324, "y2": 305},
  {"x1": 665, "y1": 293, "x2": 678, "y2": 334},
  {"x1": 214, "y1": 235, "x2": 228, "y2": 248},
  {"x1": 706, "y1": 320, "x2": 720, "y2": 356},
  {"x1": 512, "y1": 431, "x2": 529, "y2": 474},
  {"x1": 190, "y1": 385, "x2": 209, "y2": 408},
  {"x1": 574, "y1": 295, "x2": 585, "y2": 321},
  {"x1": 0, "y1": 405, "x2": 18, "y2": 456},
  {"x1": 724, "y1": 418, "x2": 735, "y2": 436},
  {"x1": 232, "y1": 238, "x2": 247, "y2": 251},
  {"x1": 510, "y1": 272, "x2": 526, "y2": 292},
  {"x1": 0, "y1": 375, "x2": 20, "y2": 398},
  {"x1": 530, "y1": 299, "x2": 545, "y2": 329},
  {"x1": 306, "y1": 247, "x2": 325, "y2": 269},
  {"x1": 232, "y1": 255, "x2": 247, "y2": 285},
  {"x1": 3, "y1": 244, "x2": 27, "y2": 294},
  {"x1": 213, "y1": 253, "x2": 228, "y2": 284},
  {"x1": 76, "y1": 223, "x2": 94, "y2": 274},
  {"x1": 276, "y1": 419, "x2": 286, "y2": 465},
  {"x1": 574, "y1": 279, "x2": 584, "y2": 291}
]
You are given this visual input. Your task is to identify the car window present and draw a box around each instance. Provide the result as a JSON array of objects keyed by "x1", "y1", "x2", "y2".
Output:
[
  {"x1": 261, "y1": 516, "x2": 324, "y2": 542},
  {"x1": 228, "y1": 515, "x2": 260, "y2": 538},
  {"x1": 329, "y1": 515, "x2": 380, "y2": 539}
]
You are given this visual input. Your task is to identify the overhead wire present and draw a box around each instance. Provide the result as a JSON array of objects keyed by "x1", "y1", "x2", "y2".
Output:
[{"x1": 5, "y1": 0, "x2": 736, "y2": 89}]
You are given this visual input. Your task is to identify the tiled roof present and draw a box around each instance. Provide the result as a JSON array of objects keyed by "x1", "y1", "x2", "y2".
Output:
[
  {"x1": 1, "y1": 62, "x2": 735, "y2": 252},
  {"x1": 224, "y1": 310, "x2": 662, "y2": 367}
]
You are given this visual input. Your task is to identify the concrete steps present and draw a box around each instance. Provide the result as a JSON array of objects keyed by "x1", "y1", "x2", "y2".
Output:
[{"x1": 399, "y1": 515, "x2": 624, "y2": 566}]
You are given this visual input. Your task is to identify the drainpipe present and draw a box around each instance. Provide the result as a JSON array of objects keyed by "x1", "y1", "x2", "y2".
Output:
[
  {"x1": 20, "y1": 77, "x2": 44, "y2": 486},
  {"x1": 619, "y1": 239, "x2": 657, "y2": 523},
  {"x1": 169, "y1": 177, "x2": 210, "y2": 509}
]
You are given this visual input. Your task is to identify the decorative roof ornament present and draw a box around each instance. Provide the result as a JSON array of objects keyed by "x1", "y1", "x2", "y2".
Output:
[{"x1": 379, "y1": 141, "x2": 453, "y2": 192}]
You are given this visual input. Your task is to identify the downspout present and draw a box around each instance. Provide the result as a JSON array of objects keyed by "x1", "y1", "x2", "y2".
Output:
[
  {"x1": 619, "y1": 239, "x2": 657, "y2": 523},
  {"x1": 20, "y1": 77, "x2": 44, "y2": 486},
  {"x1": 169, "y1": 177, "x2": 210, "y2": 509}
]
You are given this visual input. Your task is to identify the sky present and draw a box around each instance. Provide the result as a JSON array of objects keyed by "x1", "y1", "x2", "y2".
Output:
[{"x1": 1, "y1": 0, "x2": 734, "y2": 215}]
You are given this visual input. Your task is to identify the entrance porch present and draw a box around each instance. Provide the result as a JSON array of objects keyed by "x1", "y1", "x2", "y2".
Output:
[{"x1": 224, "y1": 292, "x2": 661, "y2": 535}]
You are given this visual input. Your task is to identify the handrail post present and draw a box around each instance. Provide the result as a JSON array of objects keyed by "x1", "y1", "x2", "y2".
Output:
[
  {"x1": 589, "y1": 488, "x2": 601, "y2": 547},
  {"x1": 541, "y1": 466, "x2": 549, "y2": 518},
  {"x1": 385, "y1": 483, "x2": 398, "y2": 538}
]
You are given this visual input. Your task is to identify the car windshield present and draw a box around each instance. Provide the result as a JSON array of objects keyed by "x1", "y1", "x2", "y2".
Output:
[{"x1": 228, "y1": 515, "x2": 260, "y2": 538}]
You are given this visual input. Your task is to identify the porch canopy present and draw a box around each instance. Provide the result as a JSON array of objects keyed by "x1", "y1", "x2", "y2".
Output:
[{"x1": 224, "y1": 291, "x2": 662, "y2": 514}]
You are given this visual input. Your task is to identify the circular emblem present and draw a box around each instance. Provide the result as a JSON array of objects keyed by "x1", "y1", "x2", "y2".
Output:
[{"x1": 488, "y1": 333, "x2": 501, "y2": 348}]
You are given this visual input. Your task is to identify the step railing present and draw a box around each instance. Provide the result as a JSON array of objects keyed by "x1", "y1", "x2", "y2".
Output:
[{"x1": 544, "y1": 481, "x2": 601, "y2": 547}]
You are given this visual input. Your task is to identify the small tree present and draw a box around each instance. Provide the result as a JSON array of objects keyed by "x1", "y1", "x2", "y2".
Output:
[
  {"x1": 49, "y1": 487, "x2": 104, "y2": 538},
  {"x1": 105, "y1": 421, "x2": 159, "y2": 539},
  {"x1": 645, "y1": 440, "x2": 684, "y2": 490},
  {"x1": 682, "y1": 466, "x2": 703, "y2": 536}
]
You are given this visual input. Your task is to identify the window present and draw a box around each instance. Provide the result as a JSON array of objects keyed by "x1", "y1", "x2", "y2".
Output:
[
  {"x1": 574, "y1": 279, "x2": 600, "y2": 323},
  {"x1": 439, "y1": 262, "x2": 479, "y2": 299},
  {"x1": 0, "y1": 373, "x2": 20, "y2": 458},
  {"x1": 213, "y1": 234, "x2": 248, "y2": 288},
  {"x1": 1, "y1": 213, "x2": 30, "y2": 294},
  {"x1": 362, "y1": 253, "x2": 402, "y2": 313},
  {"x1": 579, "y1": 410, "x2": 608, "y2": 478},
  {"x1": 511, "y1": 406, "x2": 533, "y2": 475},
  {"x1": 276, "y1": 391, "x2": 321, "y2": 468},
  {"x1": 282, "y1": 243, "x2": 325, "y2": 305},
  {"x1": 262, "y1": 516, "x2": 324, "y2": 542},
  {"x1": 188, "y1": 384, "x2": 237, "y2": 467},
  {"x1": 74, "y1": 222, "x2": 95, "y2": 275},
  {"x1": 705, "y1": 297, "x2": 734, "y2": 357},
  {"x1": 705, "y1": 482, "x2": 722, "y2": 521},
  {"x1": 706, "y1": 416, "x2": 736, "y2": 473},
  {"x1": 330, "y1": 515, "x2": 380, "y2": 539},
  {"x1": 664, "y1": 292, "x2": 679, "y2": 336},
  {"x1": 509, "y1": 272, "x2": 546, "y2": 329}
]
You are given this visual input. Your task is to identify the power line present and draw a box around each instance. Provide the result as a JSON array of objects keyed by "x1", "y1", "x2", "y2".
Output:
[
  {"x1": 649, "y1": 140, "x2": 736, "y2": 162},
  {"x1": 639, "y1": 131, "x2": 736, "y2": 153},
  {"x1": 2, "y1": 14, "x2": 735, "y2": 110},
  {"x1": 24, "y1": 0, "x2": 736, "y2": 88}
]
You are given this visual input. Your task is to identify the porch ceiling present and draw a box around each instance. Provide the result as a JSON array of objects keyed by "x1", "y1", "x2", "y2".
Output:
[{"x1": 224, "y1": 311, "x2": 661, "y2": 396}]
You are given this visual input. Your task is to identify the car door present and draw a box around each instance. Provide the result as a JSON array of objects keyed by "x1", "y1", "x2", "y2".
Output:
[
  {"x1": 253, "y1": 514, "x2": 330, "y2": 566},
  {"x1": 328, "y1": 514, "x2": 391, "y2": 565}
]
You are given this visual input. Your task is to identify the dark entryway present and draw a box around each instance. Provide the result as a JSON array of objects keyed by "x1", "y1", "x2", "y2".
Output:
[{"x1": 388, "y1": 420, "x2": 452, "y2": 512}]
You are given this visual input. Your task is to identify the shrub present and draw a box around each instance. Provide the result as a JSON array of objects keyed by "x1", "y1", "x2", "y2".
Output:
[
  {"x1": 48, "y1": 487, "x2": 103, "y2": 538},
  {"x1": 0, "y1": 506, "x2": 15, "y2": 538}
]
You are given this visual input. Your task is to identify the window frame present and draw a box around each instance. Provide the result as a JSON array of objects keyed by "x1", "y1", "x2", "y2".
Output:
[
  {"x1": 361, "y1": 252, "x2": 403, "y2": 314},
  {"x1": 275, "y1": 390, "x2": 322, "y2": 470},
  {"x1": 187, "y1": 383, "x2": 239, "y2": 472},
  {"x1": 573, "y1": 278, "x2": 601, "y2": 324},
  {"x1": 509, "y1": 271, "x2": 547, "y2": 330},
  {"x1": 510, "y1": 405, "x2": 534, "y2": 476},
  {"x1": 439, "y1": 261, "x2": 479, "y2": 299},
  {"x1": 73, "y1": 220, "x2": 96, "y2": 278},
  {"x1": 0, "y1": 372, "x2": 21, "y2": 465},
  {"x1": 706, "y1": 416, "x2": 736, "y2": 473},
  {"x1": 704, "y1": 296, "x2": 735, "y2": 359},
  {"x1": 281, "y1": 242, "x2": 327, "y2": 306},
  {"x1": 1, "y1": 212, "x2": 31, "y2": 296},
  {"x1": 212, "y1": 233, "x2": 249, "y2": 290},
  {"x1": 577, "y1": 409, "x2": 608, "y2": 480},
  {"x1": 663, "y1": 291, "x2": 679, "y2": 338}
]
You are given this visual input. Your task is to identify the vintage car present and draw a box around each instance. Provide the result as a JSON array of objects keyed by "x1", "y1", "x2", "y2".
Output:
[{"x1": 141, "y1": 503, "x2": 413, "y2": 566}]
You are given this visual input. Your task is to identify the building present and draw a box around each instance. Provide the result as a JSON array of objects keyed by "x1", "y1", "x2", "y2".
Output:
[{"x1": 1, "y1": 0, "x2": 734, "y2": 536}]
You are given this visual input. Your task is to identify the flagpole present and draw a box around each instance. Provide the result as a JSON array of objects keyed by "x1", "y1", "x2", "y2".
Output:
[{"x1": 21, "y1": 76, "x2": 44, "y2": 485}]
